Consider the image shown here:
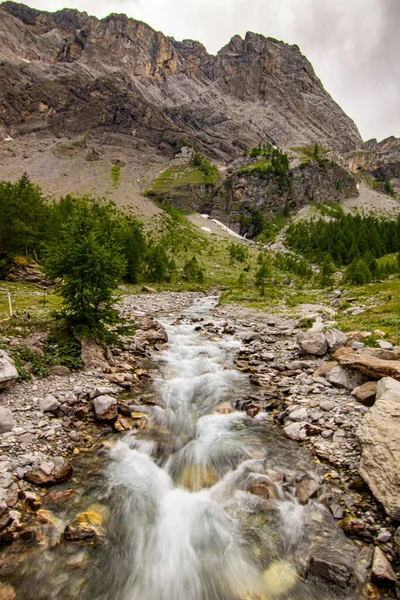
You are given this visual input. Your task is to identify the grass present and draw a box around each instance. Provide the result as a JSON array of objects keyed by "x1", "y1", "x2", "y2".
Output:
[
  {"x1": 111, "y1": 165, "x2": 121, "y2": 185},
  {"x1": 220, "y1": 282, "x2": 325, "y2": 313},
  {"x1": 336, "y1": 278, "x2": 400, "y2": 344},
  {"x1": 145, "y1": 166, "x2": 205, "y2": 196},
  {"x1": 0, "y1": 282, "x2": 61, "y2": 323},
  {"x1": 0, "y1": 283, "x2": 83, "y2": 379}
]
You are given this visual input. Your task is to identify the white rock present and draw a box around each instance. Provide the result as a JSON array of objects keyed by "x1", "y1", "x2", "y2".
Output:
[{"x1": 0, "y1": 350, "x2": 18, "y2": 389}]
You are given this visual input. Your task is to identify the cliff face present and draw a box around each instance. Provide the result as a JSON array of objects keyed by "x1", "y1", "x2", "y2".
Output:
[
  {"x1": 0, "y1": 2, "x2": 362, "y2": 157},
  {"x1": 347, "y1": 137, "x2": 400, "y2": 195}
]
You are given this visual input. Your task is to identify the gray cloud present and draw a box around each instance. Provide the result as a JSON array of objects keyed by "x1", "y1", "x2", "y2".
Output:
[{"x1": 19, "y1": 0, "x2": 400, "y2": 141}]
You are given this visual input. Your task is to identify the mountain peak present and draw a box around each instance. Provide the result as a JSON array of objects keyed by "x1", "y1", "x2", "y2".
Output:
[{"x1": 0, "y1": 2, "x2": 362, "y2": 155}]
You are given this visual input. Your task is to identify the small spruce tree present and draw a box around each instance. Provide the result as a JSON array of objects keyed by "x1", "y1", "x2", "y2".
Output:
[{"x1": 319, "y1": 253, "x2": 335, "y2": 289}]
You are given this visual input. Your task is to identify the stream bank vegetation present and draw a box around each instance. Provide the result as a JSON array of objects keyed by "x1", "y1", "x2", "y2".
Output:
[{"x1": 2, "y1": 174, "x2": 400, "y2": 376}]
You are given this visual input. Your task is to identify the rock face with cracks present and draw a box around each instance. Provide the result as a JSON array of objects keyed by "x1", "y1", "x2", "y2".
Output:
[
  {"x1": 357, "y1": 377, "x2": 400, "y2": 519},
  {"x1": 0, "y1": 2, "x2": 361, "y2": 156}
]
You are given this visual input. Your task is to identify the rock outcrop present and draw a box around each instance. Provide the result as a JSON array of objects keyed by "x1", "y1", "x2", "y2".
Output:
[
  {"x1": 0, "y1": 2, "x2": 362, "y2": 159},
  {"x1": 357, "y1": 377, "x2": 400, "y2": 519},
  {"x1": 334, "y1": 347, "x2": 400, "y2": 380},
  {"x1": 347, "y1": 136, "x2": 400, "y2": 195}
]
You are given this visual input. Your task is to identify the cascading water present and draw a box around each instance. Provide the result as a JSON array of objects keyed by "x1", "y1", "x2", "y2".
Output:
[
  {"x1": 16, "y1": 296, "x2": 362, "y2": 600},
  {"x1": 85, "y1": 296, "x2": 353, "y2": 600}
]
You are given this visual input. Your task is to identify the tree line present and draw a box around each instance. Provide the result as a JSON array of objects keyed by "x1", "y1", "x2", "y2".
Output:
[
  {"x1": 285, "y1": 211, "x2": 400, "y2": 266},
  {"x1": 0, "y1": 175, "x2": 205, "y2": 338}
]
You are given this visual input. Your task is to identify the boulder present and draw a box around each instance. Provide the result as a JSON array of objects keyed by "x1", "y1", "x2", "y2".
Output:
[
  {"x1": 0, "y1": 407, "x2": 16, "y2": 434},
  {"x1": 334, "y1": 347, "x2": 400, "y2": 380},
  {"x1": 49, "y1": 365, "x2": 71, "y2": 376},
  {"x1": 356, "y1": 377, "x2": 400, "y2": 519},
  {"x1": 325, "y1": 329, "x2": 347, "y2": 352},
  {"x1": 135, "y1": 318, "x2": 168, "y2": 345},
  {"x1": 352, "y1": 381, "x2": 377, "y2": 406},
  {"x1": 371, "y1": 547, "x2": 397, "y2": 583},
  {"x1": 40, "y1": 395, "x2": 60, "y2": 413},
  {"x1": 326, "y1": 365, "x2": 367, "y2": 390},
  {"x1": 80, "y1": 338, "x2": 109, "y2": 372},
  {"x1": 92, "y1": 395, "x2": 118, "y2": 421},
  {"x1": 297, "y1": 331, "x2": 328, "y2": 357},
  {"x1": 0, "y1": 350, "x2": 18, "y2": 389}
]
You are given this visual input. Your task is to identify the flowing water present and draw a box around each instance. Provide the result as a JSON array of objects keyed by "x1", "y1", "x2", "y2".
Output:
[{"x1": 15, "y1": 296, "x2": 360, "y2": 600}]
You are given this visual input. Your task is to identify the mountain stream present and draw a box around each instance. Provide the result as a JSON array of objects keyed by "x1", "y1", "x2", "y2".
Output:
[{"x1": 16, "y1": 296, "x2": 363, "y2": 600}]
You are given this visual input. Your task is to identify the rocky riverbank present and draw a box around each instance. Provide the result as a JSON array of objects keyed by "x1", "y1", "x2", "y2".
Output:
[{"x1": 0, "y1": 290, "x2": 399, "y2": 599}]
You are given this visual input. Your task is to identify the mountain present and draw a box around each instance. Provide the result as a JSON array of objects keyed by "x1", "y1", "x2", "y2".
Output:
[{"x1": 0, "y1": 1, "x2": 362, "y2": 159}]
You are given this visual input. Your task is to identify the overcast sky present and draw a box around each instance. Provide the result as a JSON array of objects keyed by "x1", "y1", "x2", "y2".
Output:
[{"x1": 19, "y1": 0, "x2": 400, "y2": 142}]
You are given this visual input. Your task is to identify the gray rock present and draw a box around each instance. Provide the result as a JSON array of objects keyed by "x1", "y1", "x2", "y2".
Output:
[
  {"x1": 90, "y1": 386, "x2": 116, "y2": 399},
  {"x1": 319, "y1": 401, "x2": 335, "y2": 411},
  {"x1": 371, "y1": 547, "x2": 397, "y2": 583},
  {"x1": 0, "y1": 349, "x2": 18, "y2": 389},
  {"x1": 0, "y1": 407, "x2": 16, "y2": 434},
  {"x1": 376, "y1": 531, "x2": 391, "y2": 543},
  {"x1": 357, "y1": 377, "x2": 400, "y2": 519},
  {"x1": 325, "y1": 329, "x2": 347, "y2": 352},
  {"x1": 286, "y1": 407, "x2": 308, "y2": 422},
  {"x1": 378, "y1": 340, "x2": 393, "y2": 350},
  {"x1": 308, "y1": 555, "x2": 352, "y2": 587},
  {"x1": 93, "y1": 394, "x2": 118, "y2": 421},
  {"x1": 326, "y1": 365, "x2": 367, "y2": 390},
  {"x1": 297, "y1": 331, "x2": 328, "y2": 357},
  {"x1": 321, "y1": 430, "x2": 334, "y2": 439},
  {"x1": 352, "y1": 341, "x2": 365, "y2": 350},
  {"x1": 283, "y1": 422, "x2": 309, "y2": 441},
  {"x1": 261, "y1": 352, "x2": 275, "y2": 362},
  {"x1": 40, "y1": 395, "x2": 60, "y2": 413}
]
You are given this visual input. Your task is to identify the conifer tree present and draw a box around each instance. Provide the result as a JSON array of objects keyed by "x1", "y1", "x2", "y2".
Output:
[{"x1": 319, "y1": 253, "x2": 335, "y2": 289}]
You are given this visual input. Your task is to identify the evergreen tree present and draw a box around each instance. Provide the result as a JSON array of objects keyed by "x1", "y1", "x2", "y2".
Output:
[
  {"x1": 255, "y1": 257, "x2": 272, "y2": 296},
  {"x1": 183, "y1": 256, "x2": 204, "y2": 283},
  {"x1": 343, "y1": 258, "x2": 372, "y2": 285},
  {"x1": 319, "y1": 253, "x2": 335, "y2": 289},
  {"x1": 44, "y1": 198, "x2": 126, "y2": 336}
]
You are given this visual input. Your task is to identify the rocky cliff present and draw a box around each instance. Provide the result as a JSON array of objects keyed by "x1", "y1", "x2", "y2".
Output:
[
  {"x1": 347, "y1": 136, "x2": 400, "y2": 195},
  {"x1": 0, "y1": 1, "x2": 362, "y2": 158}
]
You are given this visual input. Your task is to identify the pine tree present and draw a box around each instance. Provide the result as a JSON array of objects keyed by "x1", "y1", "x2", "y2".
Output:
[
  {"x1": 255, "y1": 257, "x2": 272, "y2": 296},
  {"x1": 44, "y1": 198, "x2": 126, "y2": 336},
  {"x1": 319, "y1": 253, "x2": 335, "y2": 289}
]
